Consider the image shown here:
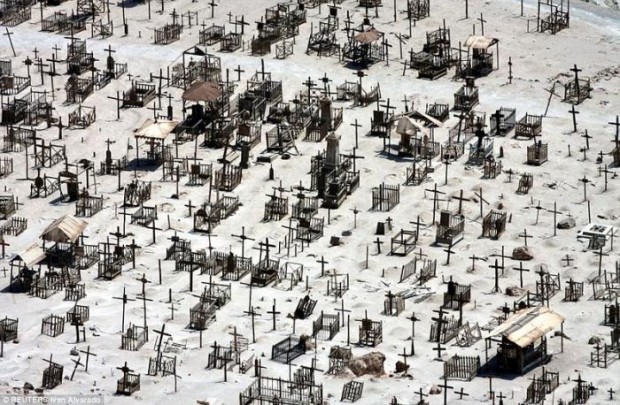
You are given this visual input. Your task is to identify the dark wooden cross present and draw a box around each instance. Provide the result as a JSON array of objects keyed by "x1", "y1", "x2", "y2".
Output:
[
  {"x1": 267, "y1": 299, "x2": 280, "y2": 331},
  {"x1": 469, "y1": 255, "x2": 487, "y2": 272},
  {"x1": 512, "y1": 261, "x2": 530, "y2": 288},
  {"x1": 579, "y1": 176, "x2": 592, "y2": 201},
  {"x1": 442, "y1": 158, "x2": 451, "y2": 185},
  {"x1": 334, "y1": 299, "x2": 351, "y2": 326},
  {"x1": 78, "y1": 345, "x2": 97, "y2": 372},
  {"x1": 599, "y1": 165, "x2": 612, "y2": 192},
  {"x1": 317, "y1": 256, "x2": 329, "y2": 277},
  {"x1": 569, "y1": 104, "x2": 580, "y2": 133},
  {"x1": 519, "y1": 229, "x2": 532, "y2": 246},
  {"x1": 496, "y1": 391, "x2": 506, "y2": 405},
  {"x1": 415, "y1": 387, "x2": 428, "y2": 405},
  {"x1": 477, "y1": 13, "x2": 487, "y2": 36},
  {"x1": 582, "y1": 130, "x2": 592, "y2": 150},
  {"x1": 232, "y1": 226, "x2": 254, "y2": 259},
  {"x1": 439, "y1": 377, "x2": 454, "y2": 405},
  {"x1": 135, "y1": 293, "x2": 153, "y2": 339},
  {"x1": 609, "y1": 388, "x2": 615, "y2": 401},
  {"x1": 409, "y1": 216, "x2": 426, "y2": 244},
  {"x1": 594, "y1": 246, "x2": 609, "y2": 277},
  {"x1": 4, "y1": 28, "x2": 16, "y2": 57},
  {"x1": 113, "y1": 287, "x2": 135, "y2": 332},
  {"x1": 243, "y1": 306, "x2": 260, "y2": 343},
  {"x1": 116, "y1": 362, "x2": 134, "y2": 391},
  {"x1": 107, "y1": 91, "x2": 123, "y2": 120},
  {"x1": 451, "y1": 190, "x2": 470, "y2": 215},
  {"x1": 455, "y1": 387, "x2": 469, "y2": 400},
  {"x1": 70, "y1": 356, "x2": 84, "y2": 381},
  {"x1": 374, "y1": 237, "x2": 384, "y2": 254},
  {"x1": 0, "y1": 236, "x2": 9, "y2": 258},
  {"x1": 570, "y1": 64, "x2": 583, "y2": 100},
  {"x1": 351, "y1": 119, "x2": 362, "y2": 148},
  {"x1": 425, "y1": 184, "x2": 446, "y2": 224},
  {"x1": 152, "y1": 323, "x2": 171, "y2": 354},
  {"x1": 489, "y1": 259, "x2": 502, "y2": 293},
  {"x1": 135, "y1": 273, "x2": 151, "y2": 297},
  {"x1": 208, "y1": 0, "x2": 217, "y2": 18},
  {"x1": 508, "y1": 57, "x2": 513, "y2": 84},
  {"x1": 561, "y1": 254, "x2": 574, "y2": 267},
  {"x1": 444, "y1": 241, "x2": 455, "y2": 265}
]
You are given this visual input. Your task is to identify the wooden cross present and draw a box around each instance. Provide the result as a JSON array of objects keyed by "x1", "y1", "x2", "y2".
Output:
[
  {"x1": 135, "y1": 293, "x2": 153, "y2": 339},
  {"x1": 152, "y1": 323, "x2": 171, "y2": 354},
  {"x1": 334, "y1": 299, "x2": 351, "y2": 326},
  {"x1": 469, "y1": 255, "x2": 487, "y2": 271},
  {"x1": 351, "y1": 119, "x2": 362, "y2": 148},
  {"x1": 609, "y1": 387, "x2": 615, "y2": 400},
  {"x1": 399, "y1": 346, "x2": 413, "y2": 368},
  {"x1": 208, "y1": 0, "x2": 217, "y2": 18},
  {"x1": 519, "y1": 229, "x2": 532, "y2": 246},
  {"x1": 78, "y1": 346, "x2": 97, "y2": 372},
  {"x1": 107, "y1": 91, "x2": 123, "y2": 120},
  {"x1": 455, "y1": 387, "x2": 469, "y2": 400},
  {"x1": 0, "y1": 236, "x2": 9, "y2": 258},
  {"x1": 442, "y1": 158, "x2": 451, "y2": 185},
  {"x1": 374, "y1": 237, "x2": 384, "y2": 254},
  {"x1": 444, "y1": 241, "x2": 455, "y2": 265},
  {"x1": 409, "y1": 216, "x2": 426, "y2": 244},
  {"x1": 113, "y1": 287, "x2": 135, "y2": 332},
  {"x1": 266, "y1": 299, "x2": 280, "y2": 331},
  {"x1": 232, "y1": 226, "x2": 255, "y2": 259},
  {"x1": 582, "y1": 130, "x2": 592, "y2": 150},
  {"x1": 561, "y1": 254, "x2": 574, "y2": 267},
  {"x1": 317, "y1": 256, "x2": 328, "y2": 277},
  {"x1": 599, "y1": 165, "x2": 612, "y2": 192},
  {"x1": 439, "y1": 377, "x2": 454, "y2": 405},
  {"x1": 477, "y1": 13, "x2": 487, "y2": 36},
  {"x1": 496, "y1": 391, "x2": 506, "y2": 405},
  {"x1": 425, "y1": 184, "x2": 446, "y2": 224},
  {"x1": 4, "y1": 28, "x2": 16, "y2": 57},
  {"x1": 491, "y1": 109, "x2": 505, "y2": 135},
  {"x1": 351, "y1": 207, "x2": 360, "y2": 229},
  {"x1": 570, "y1": 64, "x2": 582, "y2": 100},
  {"x1": 512, "y1": 261, "x2": 530, "y2": 288},
  {"x1": 474, "y1": 188, "x2": 489, "y2": 219},
  {"x1": 70, "y1": 356, "x2": 84, "y2": 381},
  {"x1": 415, "y1": 388, "x2": 428, "y2": 405},
  {"x1": 135, "y1": 273, "x2": 151, "y2": 297},
  {"x1": 593, "y1": 246, "x2": 609, "y2": 277},
  {"x1": 489, "y1": 259, "x2": 502, "y2": 293},
  {"x1": 508, "y1": 57, "x2": 513, "y2": 84},
  {"x1": 451, "y1": 190, "x2": 470, "y2": 215},
  {"x1": 578, "y1": 176, "x2": 593, "y2": 201},
  {"x1": 243, "y1": 306, "x2": 260, "y2": 343},
  {"x1": 116, "y1": 362, "x2": 134, "y2": 390},
  {"x1": 569, "y1": 104, "x2": 580, "y2": 132}
]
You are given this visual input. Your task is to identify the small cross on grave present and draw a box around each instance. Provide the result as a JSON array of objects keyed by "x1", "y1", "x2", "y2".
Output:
[
  {"x1": 489, "y1": 259, "x2": 503, "y2": 293},
  {"x1": 374, "y1": 237, "x2": 384, "y2": 254},
  {"x1": 334, "y1": 299, "x2": 351, "y2": 325},
  {"x1": 513, "y1": 261, "x2": 530, "y2": 288},
  {"x1": 267, "y1": 299, "x2": 280, "y2": 331},
  {"x1": 469, "y1": 255, "x2": 487, "y2": 272},
  {"x1": 519, "y1": 229, "x2": 532, "y2": 246},
  {"x1": 152, "y1": 323, "x2": 171, "y2": 354},
  {"x1": 569, "y1": 105, "x2": 580, "y2": 133},
  {"x1": 455, "y1": 387, "x2": 469, "y2": 400},
  {"x1": 70, "y1": 356, "x2": 84, "y2": 381},
  {"x1": 243, "y1": 306, "x2": 260, "y2": 344},
  {"x1": 113, "y1": 287, "x2": 135, "y2": 332}
]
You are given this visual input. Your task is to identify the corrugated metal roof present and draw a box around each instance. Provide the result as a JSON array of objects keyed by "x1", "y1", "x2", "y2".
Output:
[
  {"x1": 40, "y1": 215, "x2": 88, "y2": 243},
  {"x1": 464, "y1": 35, "x2": 499, "y2": 49},
  {"x1": 10, "y1": 244, "x2": 46, "y2": 268},
  {"x1": 134, "y1": 119, "x2": 178, "y2": 140},
  {"x1": 490, "y1": 306, "x2": 565, "y2": 348}
]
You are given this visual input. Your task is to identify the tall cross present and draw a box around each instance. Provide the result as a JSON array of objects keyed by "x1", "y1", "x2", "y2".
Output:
[
  {"x1": 152, "y1": 323, "x2": 171, "y2": 354},
  {"x1": 78, "y1": 346, "x2": 97, "y2": 372},
  {"x1": 519, "y1": 229, "x2": 532, "y2": 246},
  {"x1": 489, "y1": 259, "x2": 502, "y2": 293},
  {"x1": 569, "y1": 105, "x2": 580, "y2": 132},
  {"x1": 439, "y1": 377, "x2": 454, "y2": 405},
  {"x1": 477, "y1": 13, "x2": 487, "y2": 36},
  {"x1": 266, "y1": 299, "x2": 280, "y2": 331},
  {"x1": 232, "y1": 227, "x2": 254, "y2": 259},
  {"x1": 512, "y1": 261, "x2": 530, "y2": 288},
  {"x1": 113, "y1": 287, "x2": 135, "y2": 332}
]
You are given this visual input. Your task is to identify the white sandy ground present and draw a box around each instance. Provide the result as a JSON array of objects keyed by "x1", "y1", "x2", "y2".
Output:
[{"x1": 0, "y1": 0, "x2": 619, "y2": 404}]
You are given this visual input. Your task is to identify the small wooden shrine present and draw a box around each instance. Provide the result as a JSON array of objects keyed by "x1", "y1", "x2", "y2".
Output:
[{"x1": 485, "y1": 306, "x2": 564, "y2": 375}]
